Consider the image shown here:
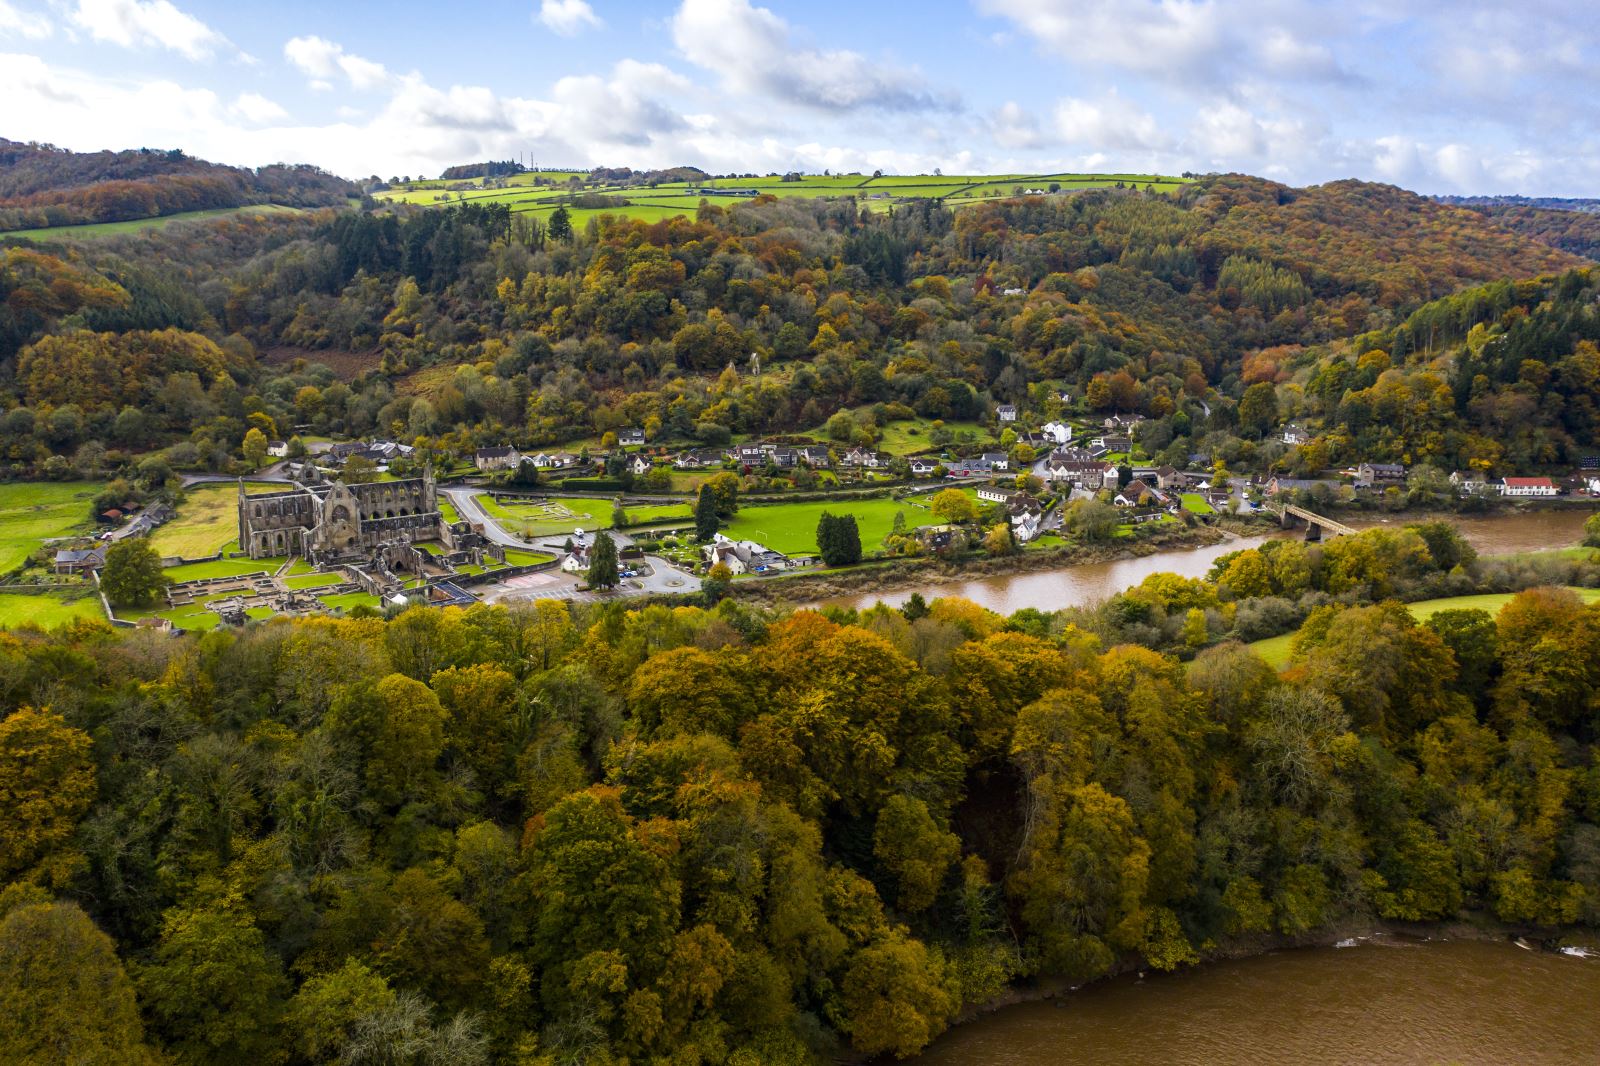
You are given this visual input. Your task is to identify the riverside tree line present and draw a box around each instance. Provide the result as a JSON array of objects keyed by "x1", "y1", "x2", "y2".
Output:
[{"x1": 4, "y1": 524, "x2": 1600, "y2": 1063}]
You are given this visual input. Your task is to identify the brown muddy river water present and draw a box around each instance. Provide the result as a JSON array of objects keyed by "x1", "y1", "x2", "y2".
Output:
[
  {"x1": 826, "y1": 509, "x2": 1596, "y2": 616},
  {"x1": 907, "y1": 938, "x2": 1600, "y2": 1065}
]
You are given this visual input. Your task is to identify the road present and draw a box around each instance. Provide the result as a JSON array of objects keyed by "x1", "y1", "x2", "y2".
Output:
[{"x1": 443, "y1": 486, "x2": 701, "y2": 603}]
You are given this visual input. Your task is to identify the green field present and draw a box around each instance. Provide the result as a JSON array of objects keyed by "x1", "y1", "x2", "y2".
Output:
[
  {"x1": 284, "y1": 572, "x2": 346, "y2": 590},
  {"x1": 502, "y1": 548, "x2": 556, "y2": 567},
  {"x1": 1249, "y1": 587, "x2": 1600, "y2": 667},
  {"x1": 374, "y1": 170, "x2": 1193, "y2": 226},
  {"x1": 4, "y1": 204, "x2": 301, "y2": 242},
  {"x1": 0, "y1": 591, "x2": 105, "y2": 630},
  {"x1": 722, "y1": 494, "x2": 958, "y2": 556},
  {"x1": 476, "y1": 494, "x2": 612, "y2": 537},
  {"x1": 0, "y1": 481, "x2": 103, "y2": 573},
  {"x1": 1180, "y1": 493, "x2": 1215, "y2": 515},
  {"x1": 319, "y1": 592, "x2": 384, "y2": 614},
  {"x1": 151, "y1": 482, "x2": 277, "y2": 559},
  {"x1": 163, "y1": 557, "x2": 281, "y2": 582},
  {"x1": 623, "y1": 502, "x2": 693, "y2": 526}
]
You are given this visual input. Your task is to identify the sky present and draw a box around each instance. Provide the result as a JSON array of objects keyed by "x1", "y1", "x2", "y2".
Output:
[{"x1": 2, "y1": 0, "x2": 1597, "y2": 195}]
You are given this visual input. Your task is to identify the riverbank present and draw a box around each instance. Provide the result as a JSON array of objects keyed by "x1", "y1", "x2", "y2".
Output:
[
  {"x1": 887, "y1": 914, "x2": 1599, "y2": 1064},
  {"x1": 726, "y1": 523, "x2": 1229, "y2": 606}
]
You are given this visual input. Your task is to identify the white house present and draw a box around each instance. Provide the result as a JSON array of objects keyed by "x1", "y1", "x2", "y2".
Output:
[
  {"x1": 475, "y1": 446, "x2": 522, "y2": 472},
  {"x1": 908, "y1": 458, "x2": 940, "y2": 477},
  {"x1": 1041, "y1": 421, "x2": 1072, "y2": 446},
  {"x1": 1011, "y1": 509, "x2": 1042, "y2": 543},
  {"x1": 976, "y1": 485, "x2": 1012, "y2": 504},
  {"x1": 1282, "y1": 425, "x2": 1310, "y2": 446},
  {"x1": 996, "y1": 404, "x2": 1018, "y2": 422},
  {"x1": 702, "y1": 532, "x2": 787, "y2": 574},
  {"x1": 1500, "y1": 476, "x2": 1558, "y2": 497},
  {"x1": 561, "y1": 536, "x2": 591, "y2": 574},
  {"x1": 267, "y1": 440, "x2": 289, "y2": 458},
  {"x1": 981, "y1": 452, "x2": 1010, "y2": 472},
  {"x1": 619, "y1": 428, "x2": 646, "y2": 447},
  {"x1": 629, "y1": 454, "x2": 653, "y2": 476},
  {"x1": 1449, "y1": 470, "x2": 1489, "y2": 495}
]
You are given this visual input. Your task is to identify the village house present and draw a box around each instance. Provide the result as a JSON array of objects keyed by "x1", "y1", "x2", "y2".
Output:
[
  {"x1": 673, "y1": 449, "x2": 727, "y2": 469},
  {"x1": 1266, "y1": 477, "x2": 1341, "y2": 497},
  {"x1": 1115, "y1": 480, "x2": 1168, "y2": 508},
  {"x1": 629, "y1": 454, "x2": 653, "y2": 476},
  {"x1": 1014, "y1": 431, "x2": 1051, "y2": 452},
  {"x1": 1449, "y1": 470, "x2": 1489, "y2": 495},
  {"x1": 1045, "y1": 458, "x2": 1112, "y2": 490},
  {"x1": 619, "y1": 428, "x2": 646, "y2": 447},
  {"x1": 54, "y1": 546, "x2": 106, "y2": 575},
  {"x1": 945, "y1": 458, "x2": 992, "y2": 478},
  {"x1": 1355, "y1": 462, "x2": 1406, "y2": 488},
  {"x1": 1010, "y1": 496, "x2": 1044, "y2": 542},
  {"x1": 981, "y1": 452, "x2": 1010, "y2": 472},
  {"x1": 1500, "y1": 476, "x2": 1558, "y2": 497},
  {"x1": 561, "y1": 538, "x2": 591, "y2": 574},
  {"x1": 1041, "y1": 421, "x2": 1073, "y2": 445},
  {"x1": 267, "y1": 440, "x2": 289, "y2": 459},
  {"x1": 702, "y1": 533, "x2": 788, "y2": 574},
  {"x1": 1155, "y1": 466, "x2": 1183, "y2": 490},
  {"x1": 908, "y1": 457, "x2": 940, "y2": 477},
  {"x1": 1282, "y1": 425, "x2": 1310, "y2": 446},
  {"x1": 733, "y1": 444, "x2": 767, "y2": 466},
  {"x1": 797, "y1": 445, "x2": 831, "y2": 467},
  {"x1": 1103, "y1": 414, "x2": 1145, "y2": 432},
  {"x1": 475, "y1": 446, "x2": 522, "y2": 473},
  {"x1": 768, "y1": 447, "x2": 800, "y2": 470},
  {"x1": 976, "y1": 484, "x2": 1013, "y2": 504},
  {"x1": 529, "y1": 452, "x2": 577, "y2": 469},
  {"x1": 841, "y1": 447, "x2": 888, "y2": 469},
  {"x1": 996, "y1": 404, "x2": 1018, "y2": 423}
]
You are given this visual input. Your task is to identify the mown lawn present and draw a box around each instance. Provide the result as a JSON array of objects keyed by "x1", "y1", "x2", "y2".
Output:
[
  {"x1": 623, "y1": 502, "x2": 693, "y2": 526},
  {"x1": 722, "y1": 495, "x2": 944, "y2": 556},
  {"x1": 319, "y1": 592, "x2": 384, "y2": 614},
  {"x1": 283, "y1": 573, "x2": 345, "y2": 590},
  {"x1": 0, "y1": 481, "x2": 104, "y2": 572},
  {"x1": 502, "y1": 548, "x2": 556, "y2": 566},
  {"x1": 1180, "y1": 493, "x2": 1215, "y2": 515},
  {"x1": 0, "y1": 591, "x2": 105, "y2": 630},
  {"x1": 151, "y1": 482, "x2": 279, "y2": 559},
  {"x1": 163, "y1": 557, "x2": 281, "y2": 582},
  {"x1": 1249, "y1": 587, "x2": 1600, "y2": 667},
  {"x1": 477, "y1": 494, "x2": 611, "y2": 537}
]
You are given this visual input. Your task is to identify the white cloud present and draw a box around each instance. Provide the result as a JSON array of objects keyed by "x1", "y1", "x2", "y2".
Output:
[
  {"x1": 671, "y1": 0, "x2": 952, "y2": 112},
  {"x1": 69, "y1": 0, "x2": 228, "y2": 61},
  {"x1": 232, "y1": 91, "x2": 286, "y2": 124},
  {"x1": 990, "y1": 101, "x2": 1044, "y2": 149},
  {"x1": 284, "y1": 35, "x2": 392, "y2": 91},
  {"x1": 1054, "y1": 92, "x2": 1171, "y2": 151},
  {"x1": 976, "y1": 0, "x2": 1224, "y2": 81},
  {"x1": 537, "y1": 0, "x2": 602, "y2": 37},
  {"x1": 0, "y1": 0, "x2": 51, "y2": 39}
]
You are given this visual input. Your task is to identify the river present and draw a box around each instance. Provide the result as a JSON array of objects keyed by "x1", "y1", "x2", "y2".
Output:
[
  {"x1": 826, "y1": 509, "x2": 1596, "y2": 615},
  {"x1": 905, "y1": 937, "x2": 1600, "y2": 1065}
]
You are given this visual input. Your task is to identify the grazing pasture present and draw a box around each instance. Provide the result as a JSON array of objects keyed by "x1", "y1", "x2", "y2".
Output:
[
  {"x1": 374, "y1": 170, "x2": 1193, "y2": 225},
  {"x1": 150, "y1": 482, "x2": 279, "y2": 559},
  {"x1": 0, "y1": 481, "x2": 104, "y2": 572},
  {"x1": 721, "y1": 492, "x2": 976, "y2": 556},
  {"x1": 0, "y1": 591, "x2": 104, "y2": 630}
]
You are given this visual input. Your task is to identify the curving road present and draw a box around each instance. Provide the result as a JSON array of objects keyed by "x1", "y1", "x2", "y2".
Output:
[{"x1": 443, "y1": 486, "x2": 701, "y2": 602}]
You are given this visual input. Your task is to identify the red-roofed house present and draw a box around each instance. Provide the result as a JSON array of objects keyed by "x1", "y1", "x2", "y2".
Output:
[{"x1": 1500, "y1": 476, "x2": 1558, "y2": 497}]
